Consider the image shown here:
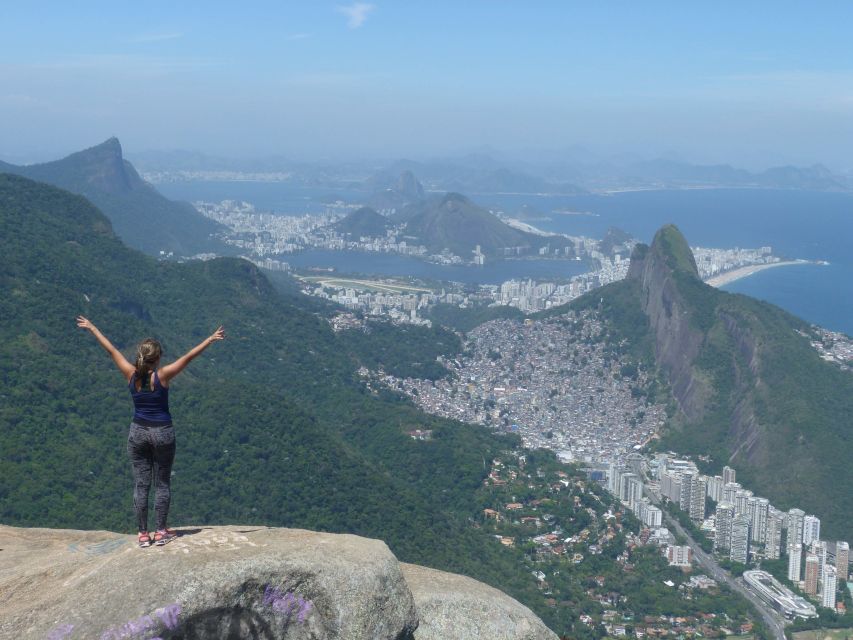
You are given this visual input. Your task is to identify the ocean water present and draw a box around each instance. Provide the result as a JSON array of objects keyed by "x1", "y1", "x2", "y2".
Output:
[
  {"x1": 481, "y1": 188, "x2": 853, "y2": 335},
  {"x1": 157, "y1": 181, "x2": 853, "y2": 335}
]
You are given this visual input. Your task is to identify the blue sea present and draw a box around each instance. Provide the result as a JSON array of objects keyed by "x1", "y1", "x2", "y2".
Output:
[{"x1": 158, "y1": 181, "x2": 853, "y2": 335}]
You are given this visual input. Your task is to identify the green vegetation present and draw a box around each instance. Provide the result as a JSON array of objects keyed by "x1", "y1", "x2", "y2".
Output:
[
  {"x1": 337, "y1": 320, "x2": 461, "y2": 380},
  {"x1": 0, "y1": 138, "x2": 221, "y2": 255},
  {"x1": 479, "y1": 450, "x2": 763, "y2": 637},
  {"x1": 426, "y1": 302, "x2": 525, "y2": 333},
  {"x1": 0, "y1": 173, "x2": 540, "y2": 621},
  {"x1": 584, "y1": 224, "x2": 853, "y2": 538}
]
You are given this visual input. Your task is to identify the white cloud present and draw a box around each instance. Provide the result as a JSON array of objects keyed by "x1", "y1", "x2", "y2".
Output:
[{"x1": 336, "y1": 3, "x2": 375, "y2": 29}]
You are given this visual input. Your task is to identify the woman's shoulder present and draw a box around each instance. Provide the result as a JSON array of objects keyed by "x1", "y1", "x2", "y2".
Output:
[{"x1": 154, "y1": 370, "x2": 169, "y2": 389}]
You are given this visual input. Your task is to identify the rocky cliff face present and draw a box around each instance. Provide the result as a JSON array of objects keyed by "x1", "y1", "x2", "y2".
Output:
[
  {"x1": 0, "y1": 524, "x2": 556, "y2": 640},
  {"x1": 626, "y1": 225, "x2": 712, "y2": 422}
]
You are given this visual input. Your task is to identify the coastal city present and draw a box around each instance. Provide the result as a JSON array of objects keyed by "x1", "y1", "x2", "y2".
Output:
[
  {"x1": 194, "y1": 198, "x2": 795, "y2": 322},
  {"x1": 476, "y1": 450, "x2": 763, "y2": 639},
  {"x1": 604, "y1": 453, "x2": 849, "y2": 623}
]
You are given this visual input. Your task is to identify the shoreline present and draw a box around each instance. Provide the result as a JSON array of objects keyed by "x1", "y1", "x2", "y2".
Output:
[{"x1": 705, "y1": 260, "x2": 814, "y2": 288}]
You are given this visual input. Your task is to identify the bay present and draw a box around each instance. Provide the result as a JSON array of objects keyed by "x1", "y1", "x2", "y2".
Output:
[{"x1": 157, "y1": 180, "x2": 853, "y2": 335}]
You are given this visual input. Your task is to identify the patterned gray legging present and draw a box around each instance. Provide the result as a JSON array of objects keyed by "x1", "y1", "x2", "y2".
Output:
[{"x1": 127, "y1": 422, "x2": 176, "y2": 532}]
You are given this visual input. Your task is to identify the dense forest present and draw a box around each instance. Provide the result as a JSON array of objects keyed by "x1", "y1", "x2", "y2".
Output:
[{"x1": 0, "y1": 173, "x2": 543, "y2": 616}]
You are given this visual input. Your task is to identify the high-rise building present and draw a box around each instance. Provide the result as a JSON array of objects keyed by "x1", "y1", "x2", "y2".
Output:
[
  {"x1": 787, "y1": 509, "x2": 805, "y2": 551},
  {"x1": 626, "y1": 452, "x2": 645, "y2": 476},
  {"x1": 749, "y1": 497, "x2": 769, "y2": 543},
  {"x1": 804, "y1": 553, "x2": 820, "y2": 595},
  {"x1": 706, "y1": 475, "x2": 724, "y2": 503},
  {"x1": 690, "y1": 476, "x2": 707, "y2": 523},
  {"x1": 788, "y1": 543, "x2": 803, "y2": 583},
  {"x1": 644, "y1": 504, "x2": 663, "y2": 527},
  {"x1": 803, "y1": 515, "x2": 821, "y2": 547},
  {"x1": 723, "y1": 465, "x2": 737, "y2": 485},
  {"x1": 607, "y1": 463, "x2": 621, "y2": 494},
  {"x1": 661, "y1": 471, "x2": 681, "y2": 504},
  {"x1": 765, "y1": 512, "x2": 784, "y2": 560},
  {"x1": 812, "y1": 540, "x2": 827, "y2": 580},
  {"x1": 822, "y1": 565, "x2": 838, "y2": 610},
  {"x1": 619, "y1": 472, "x2": 639, "y2": 503},
  {"x1": 723, "y1": 482, "x2": 741, "y2": 505},
  {"x1": 716, "y1": 502, "x2": 735, "y2": 552},
  {"x1": 734, "y1": 489, "x2": 753, "y2": 517},
  {"x1": 836, "y1": 542, "x2": 849, "y2": 581},
  {"x1": 731, "y1": 514, "x2": 751, "y2": 564},
  {"x1": 626, "y1": 475, "x2": 644, "y2": 510},
  {"x1": 680, "y1": 472, "x2": 695, "y2": 513}
]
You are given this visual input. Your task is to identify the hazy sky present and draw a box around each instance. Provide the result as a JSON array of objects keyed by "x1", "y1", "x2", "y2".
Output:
[{"x1": 2, "y1": 1, "x2": 852, "y2": 168}]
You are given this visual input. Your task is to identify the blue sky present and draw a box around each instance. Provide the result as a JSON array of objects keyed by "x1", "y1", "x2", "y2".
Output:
[{"x1": 1, "y1": 2, "x2": 852, "y2": 168}]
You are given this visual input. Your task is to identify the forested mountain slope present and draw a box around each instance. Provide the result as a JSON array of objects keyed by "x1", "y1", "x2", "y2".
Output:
[
  {"x1": 0, "y1": 173, "x2": 528, "y2": 592},
  {"x1": 0, "y1": 138, "x2": 222, "y2": 255},
  {"x1": 570, "y1": 225, "x2": 853, "y2": 537}
]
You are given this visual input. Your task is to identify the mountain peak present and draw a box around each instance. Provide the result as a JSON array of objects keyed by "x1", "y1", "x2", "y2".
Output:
[
  {"x1": 440, "y1": 192, "x2": 470, "y2": 207},
  {"x1": 628, "y1": 224, "x2": 699, "y2": 281}
]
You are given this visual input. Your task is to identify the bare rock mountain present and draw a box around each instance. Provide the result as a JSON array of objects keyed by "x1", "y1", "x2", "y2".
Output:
[{"x1": 0, "y1": 524, "x2": 556, "y2": 640}]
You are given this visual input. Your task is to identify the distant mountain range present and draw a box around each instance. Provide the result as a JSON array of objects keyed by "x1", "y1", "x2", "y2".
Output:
[
  {"x1": 564, "y1": 225, "x2": 853, "y2": 537},
  {"x1": 128, "y1": 145, "x2": 852, "y2": 194},
  {"x1": 0, "y1": 138, "x2": 223, "y2": 256}
]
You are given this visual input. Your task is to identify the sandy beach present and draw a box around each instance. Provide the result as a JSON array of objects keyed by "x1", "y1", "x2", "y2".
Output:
[{"x1": 705, "y1": 260, "x2": 811, "y2": 288}]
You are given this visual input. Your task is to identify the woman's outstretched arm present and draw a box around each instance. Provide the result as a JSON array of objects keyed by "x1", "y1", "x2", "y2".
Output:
[
  {"x1": 76, "y1": 316, "x2": 135, "y2": 381},
  {"x1": 159, "y1": 326, "x2": 225, "y2": 385}
]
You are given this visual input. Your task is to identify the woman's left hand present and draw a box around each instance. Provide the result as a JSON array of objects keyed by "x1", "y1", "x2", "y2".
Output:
[{"x1": 76, "y1": 315, "x2": 95, "y2": 332}]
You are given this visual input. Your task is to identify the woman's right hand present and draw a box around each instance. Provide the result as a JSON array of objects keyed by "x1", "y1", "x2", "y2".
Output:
[{"x1": 208, "y1": 326, "x2": 226, "y2": 343}]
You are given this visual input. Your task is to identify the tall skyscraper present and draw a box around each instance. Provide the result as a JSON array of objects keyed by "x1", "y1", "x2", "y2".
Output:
[
  {"x1": 822, "y1": 565, "x2": 838, "y2": 610},
  {"x1": 626, "y1": 475, "x2": 644, "y2": 510},
  {"x1": 836, "y1": 541, "x2": 849, "y2": 581},
  {"x1": 803, "y1": 515, "x2": 821, "y2": 547},
  {"x1": 680, "y1": 472, "x2": 695, "y2": 513},
  {"x1": 731, "y1": 514, "x2": 751, "y2": 564},
  {"x1": 608, "y1": 463, "x2": 621, "y2": 494},
  {"x1": 812, "y1": 540, "x2": 827, "y2": 580},
  {"x1": 690, "y1": 476, "x2": 707, "y2": 523},
  {"x1": 750, "y1": 497, "x2": 769, "y2": 543},
  {"x1": 723, "y1": 465, "x2": 737, "y2": 485},
  {"x1": 787, "y1": 509, "x2": 805, "y2": 551},
  {"x1": 707, "y1": 475, "x2": 724, "y2": 503},
  {"x1": 765, "y1": 512, "x2": 784, "y2": 560},
  {"x1": 788, "y1": 543, "x2": 803, "y2": 583},
  {"x1": 715, "y1": 502, "x2": 735, "y2": 552},
  {"x1": 804, "y1": 553, "x2": 820, "y2": 595}
]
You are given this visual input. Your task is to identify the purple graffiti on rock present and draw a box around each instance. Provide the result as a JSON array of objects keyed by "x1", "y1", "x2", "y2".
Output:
[
  {"x1": 98, "y1": 602, "x2": 181, "y2": 639},
  {"x1": 47, "y1": 624, "x2": 74, "y2": 640},
  {"x1": 263, "y1": 585, "x2": 313, "y2": 623}
]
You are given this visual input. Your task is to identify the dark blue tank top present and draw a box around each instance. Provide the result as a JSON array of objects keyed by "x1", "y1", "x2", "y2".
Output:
[{"x1": 129, "y1": 371, "x2": 172, "y2": 426}]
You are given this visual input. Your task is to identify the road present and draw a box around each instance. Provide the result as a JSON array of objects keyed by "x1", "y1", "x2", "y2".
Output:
[{"x1": 642, "y1": 480, "x2": 788, "y2": 640}]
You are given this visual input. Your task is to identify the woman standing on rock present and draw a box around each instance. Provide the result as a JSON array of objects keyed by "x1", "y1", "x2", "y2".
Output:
[{"x1": 76, "y1": 317, "x2": 225, "y2": 547}]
